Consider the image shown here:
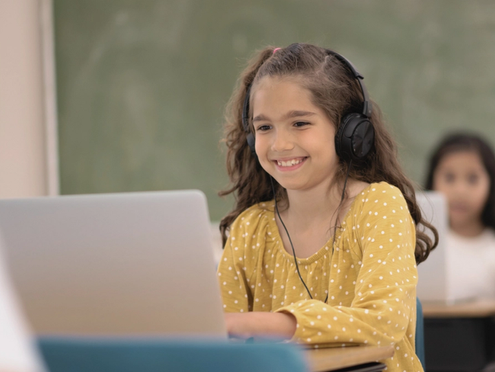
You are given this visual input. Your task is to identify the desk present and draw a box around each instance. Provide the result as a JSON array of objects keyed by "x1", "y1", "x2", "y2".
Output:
[
  {"x1": 423, "y1": 299, "x2": 495, "y2": 318},
  {"x1": 305, "y1": 345, "x2": 394, "y2": 372},
  {"x1": 422, "y1": 299, "x2": 495, "y2": 372}
]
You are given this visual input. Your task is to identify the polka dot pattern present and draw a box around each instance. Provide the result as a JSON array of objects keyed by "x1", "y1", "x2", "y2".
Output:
[{"x1": 217, "y1": 182, "x2": 423, "y2": 372}]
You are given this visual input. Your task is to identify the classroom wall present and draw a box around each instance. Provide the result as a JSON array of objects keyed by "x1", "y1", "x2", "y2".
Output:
[
  {"x1": 0, "y1": 0, "x2": 47, "y2": 198},
  {"x1": 52, "y1": 0, "x2": 495, "y2": 221},
  {"x1": 0, "y1": 0, "x2": 58, "y2": 199}
]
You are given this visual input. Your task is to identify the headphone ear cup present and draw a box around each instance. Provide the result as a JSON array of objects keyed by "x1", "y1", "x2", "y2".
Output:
[
  {"x1": 246, "y1": 133, "x2": 256, "y2": 155},
  {"x1": 335, "y1": 113, "x2": 374, "y2": 163},
  {"x1": 352, "y1": 119, "x2": 374, "y2": 159},
  {"x1": 334, "y1": 116, "x2": 349, "y2": 161}
]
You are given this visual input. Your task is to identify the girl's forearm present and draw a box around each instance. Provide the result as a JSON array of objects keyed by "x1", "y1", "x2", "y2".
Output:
[{"x1": 225, "y1": 311, "x2": 297, "y2": 340}]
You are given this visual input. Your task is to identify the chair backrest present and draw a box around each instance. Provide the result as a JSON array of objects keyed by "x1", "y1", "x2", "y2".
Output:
[
  {"x1": 37, "y1": 337, "x2": 309, "y2": 372},
  {"x1": 416, "y1": 297, "x2": 426, "y2": 369}
]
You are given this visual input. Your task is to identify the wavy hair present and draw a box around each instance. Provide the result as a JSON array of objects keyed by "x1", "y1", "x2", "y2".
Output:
[{"x1": 219, "y1": 43, "x2": 437, "y2": 264}]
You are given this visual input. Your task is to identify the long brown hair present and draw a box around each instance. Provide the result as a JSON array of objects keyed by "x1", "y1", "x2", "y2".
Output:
[{"x1": 219, "y1": 43, "x2": 437, "y2": 264}]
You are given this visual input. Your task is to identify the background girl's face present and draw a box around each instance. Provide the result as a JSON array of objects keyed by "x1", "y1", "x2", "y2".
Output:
[{"x1": 433, "y1": 150, "x2": 490, "y2": 228}]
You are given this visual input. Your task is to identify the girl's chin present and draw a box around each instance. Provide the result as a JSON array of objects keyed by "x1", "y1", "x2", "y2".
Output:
[{"x1": 449, "y1": 215, "x2": 476, "y2": 227}]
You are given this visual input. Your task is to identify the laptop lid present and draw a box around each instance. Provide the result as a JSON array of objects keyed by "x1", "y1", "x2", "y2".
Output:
[
  {"x1": 416, "y1": 191, "x2": 449, "y2": 303},
  {"x1": 0, "y1": 190, "x2": 227, "y2": 337}
]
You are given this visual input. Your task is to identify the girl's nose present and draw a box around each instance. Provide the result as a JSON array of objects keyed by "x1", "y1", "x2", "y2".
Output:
[
  {"x1": 453, "y1": 181, "x2": 469, "y2": 196},
  {"x1": 271, "y1": 130, "x2": 294, "y2": 152}
]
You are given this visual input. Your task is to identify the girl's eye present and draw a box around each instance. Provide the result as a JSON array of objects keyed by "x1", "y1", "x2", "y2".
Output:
[
  {"x1": 256, "y1": 125, "x2": 271, "y2": 132},
  {"x1": 294, "y1": 121, "x2": 310, "y2": 128},
  {"x1": 468, "y1": 174, "x2": 479, "y2": 185},
  {"x1": 444, "y1": 173, "x2": 455, "y2": 183}
]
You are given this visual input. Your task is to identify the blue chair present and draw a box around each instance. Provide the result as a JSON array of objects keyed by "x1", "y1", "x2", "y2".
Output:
[
  {"x1": 416, "y1": 297, "x2": 426, "y2": 370},
  {"x1": 37, "y1": 337, "x2": 309, "y2": 372}
]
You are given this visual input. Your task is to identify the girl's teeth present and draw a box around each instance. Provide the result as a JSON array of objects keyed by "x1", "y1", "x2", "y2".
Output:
[{"x1": 278, "y1": 159, "x2": 302, "y2": 167}]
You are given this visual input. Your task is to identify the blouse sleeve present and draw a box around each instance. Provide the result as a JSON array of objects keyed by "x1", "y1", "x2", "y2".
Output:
[
  {"x1": 275, "y1": 186, "x2": 418, "y2": 347},
  {"x1": 217, "y1": 207, "x2": 263, "y2": 313}
]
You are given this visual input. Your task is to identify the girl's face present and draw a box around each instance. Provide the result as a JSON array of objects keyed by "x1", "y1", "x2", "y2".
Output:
[
  {"x1": 433, "y1": 150, "x2": 490, "y2": 228},
  {"x1": 251, "y1": 77, "x2": 338, "y2": 193}
]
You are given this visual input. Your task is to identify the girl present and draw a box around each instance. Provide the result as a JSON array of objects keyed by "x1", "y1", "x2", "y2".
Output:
[
  {"x1": 218, "y1": 43, "x2": 437, "y2": 372},
  {"x1": 425, "y1": 133, "x2": 495, "y2": 299}
]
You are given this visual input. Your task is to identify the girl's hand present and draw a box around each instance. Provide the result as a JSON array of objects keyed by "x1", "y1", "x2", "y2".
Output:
[{"x1": 225, "y1": 312, "x2": 297, "y2": 340}]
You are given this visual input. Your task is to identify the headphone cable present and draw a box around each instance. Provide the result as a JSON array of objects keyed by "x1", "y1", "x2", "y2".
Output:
[
  {"x1": 271, "y1": 176, "x2": 313, "y2": 300},
  {"x1": 270, "y1": 160, "x2": 352, "y2": 303}
]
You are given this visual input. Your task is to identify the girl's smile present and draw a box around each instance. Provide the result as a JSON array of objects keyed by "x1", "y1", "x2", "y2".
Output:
[{"x1": 273, "y1": 156, "x2": 307, "y2": 170}]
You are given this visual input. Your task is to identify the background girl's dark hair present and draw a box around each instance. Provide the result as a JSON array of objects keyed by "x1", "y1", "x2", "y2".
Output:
[
  {"x1": 219, "y1": 43, "x2": 438, "y2": 264},
  {"x1": 425, "y1": 132, "x2": 495, "y2": 230}
]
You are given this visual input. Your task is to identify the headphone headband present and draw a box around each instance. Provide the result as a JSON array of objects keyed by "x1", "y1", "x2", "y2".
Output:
[
  {"x1": 325, "y1": 50, "x2": 372, "y2": 118},
  {"x1": 242, "y1": 84, "x2": 255, "y2": 154},
  {"x1": 242, "y1": 84, "x2": 252, "y2": 134}
]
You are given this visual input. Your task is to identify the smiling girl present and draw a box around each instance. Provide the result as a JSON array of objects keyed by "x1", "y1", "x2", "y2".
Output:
[
  {"x1": 218, "y1": 43, "x2": 437, "y2": 372},
  {"x1": 425, "y1": 133, "x2": 495, "y2": 299}
]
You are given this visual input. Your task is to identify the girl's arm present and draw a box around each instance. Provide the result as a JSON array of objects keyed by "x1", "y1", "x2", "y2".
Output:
[
  {"x1": 273, "y1": 185, "x2": 418, "y2": 347},
  {"x1": 225, "y1": 312, "x2": 297, "y2": 340},
  {"x1": 217, "y1": 205, "x2": 275, "y2": 339},
  {"x1": 218, "y1": 218, "x2": 296, "y2": 339}
]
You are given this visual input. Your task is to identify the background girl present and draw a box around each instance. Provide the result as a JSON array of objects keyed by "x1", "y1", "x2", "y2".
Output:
[
  {"x1": 425, "y1": 132, "x2": 495, "y2": 299},
  {"x1": 218, "y1": 43, "x2": 437, "y2": 372}
]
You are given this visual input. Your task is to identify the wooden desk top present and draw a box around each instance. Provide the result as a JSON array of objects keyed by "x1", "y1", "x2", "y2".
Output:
[
  {"x1": 422, "y1": 299, "x2": 495, "y2": 318},
  {"x1": 304, "y1": 345, "x2": 394, "y2": 372}
]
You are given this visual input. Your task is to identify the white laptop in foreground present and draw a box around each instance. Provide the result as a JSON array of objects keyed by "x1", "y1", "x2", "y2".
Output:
[
  {"x1": 416, "y1": 191, "x2": 473, "y2": 304},
  {"x1": 0, "y1": 190, "x2": 227, "y2": 337}
]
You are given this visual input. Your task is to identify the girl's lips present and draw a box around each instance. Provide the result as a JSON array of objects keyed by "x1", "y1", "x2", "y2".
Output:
[
  {"x1": 273, "y1": 157, "x2": 307, "y2": 171},
  {"x1": 449, "y1": 203, "x2": 470, "y2": 213}
]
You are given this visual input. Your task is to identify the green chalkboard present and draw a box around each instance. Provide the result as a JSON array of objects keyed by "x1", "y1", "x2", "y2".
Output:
[{"x1": 53, "y1": 0, "x2": 495, "y2": 221}]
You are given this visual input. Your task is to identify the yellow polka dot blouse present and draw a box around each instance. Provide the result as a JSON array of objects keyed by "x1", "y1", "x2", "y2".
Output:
[{"x1": 218, "y1": 182, "x2": 423, "y2": 372}]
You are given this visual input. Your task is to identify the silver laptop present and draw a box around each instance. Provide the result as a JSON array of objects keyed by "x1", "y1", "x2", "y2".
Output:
[
  {"x1": 416, "y1": 191, "x2": 472, "y2": 304},
  {"x1": 0, "y1": 190, "x2": 227, "y2": 337}
]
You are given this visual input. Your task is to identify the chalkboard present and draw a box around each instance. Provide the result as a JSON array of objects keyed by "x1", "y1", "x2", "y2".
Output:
[{"x1": 53, "y1": 0, "x2": 495, "y2": 221}]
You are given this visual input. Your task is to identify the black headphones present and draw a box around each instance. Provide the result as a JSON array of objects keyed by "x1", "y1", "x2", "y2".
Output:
[{"x1": 241, "y1": 48, "x2": 375, "y2": 164}]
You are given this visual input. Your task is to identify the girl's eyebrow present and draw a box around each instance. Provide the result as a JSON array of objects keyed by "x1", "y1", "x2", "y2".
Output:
[{"x1": 252, "y1": 110, "x2": 317, "y2": 122}]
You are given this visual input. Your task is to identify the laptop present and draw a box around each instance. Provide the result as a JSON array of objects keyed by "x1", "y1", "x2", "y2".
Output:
[
  {"x1": 0, "y1": 190, "x2": 227, "y2": 337},
  {"x1": 416, "y1": 191, "x2": 472, "y2": 304}
]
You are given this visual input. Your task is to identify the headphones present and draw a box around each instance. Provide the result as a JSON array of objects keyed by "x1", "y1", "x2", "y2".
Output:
[{"x1": 241, "y1": 48, "x2": 375, "y2": 164}]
